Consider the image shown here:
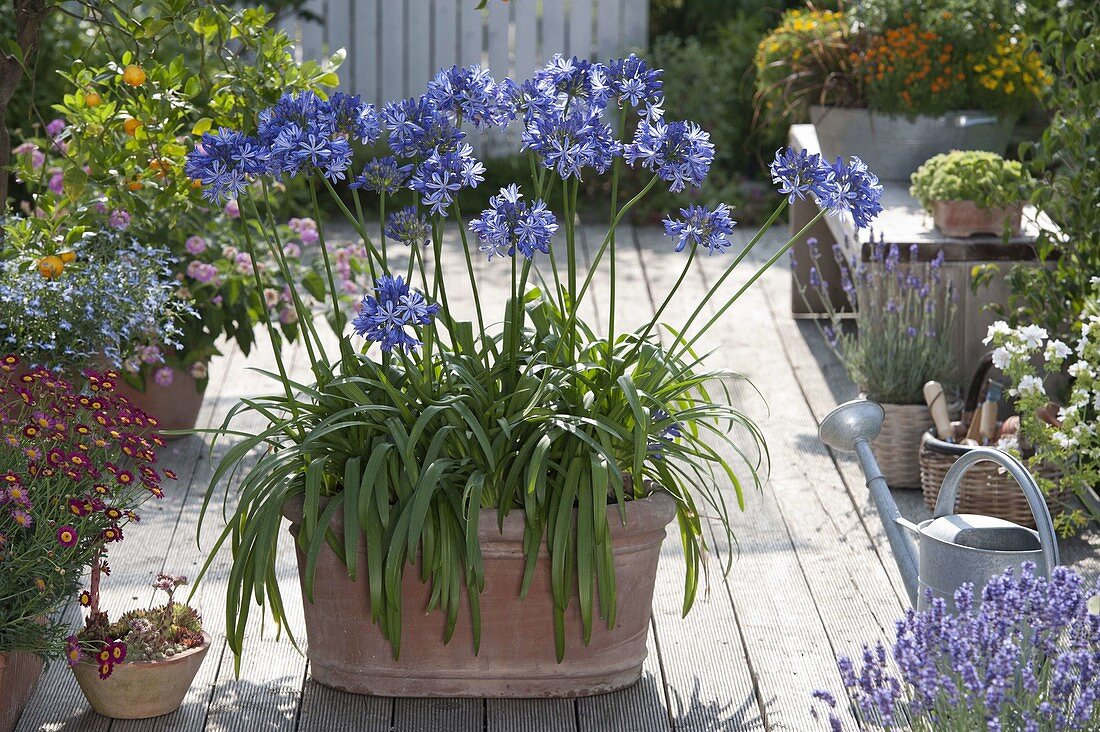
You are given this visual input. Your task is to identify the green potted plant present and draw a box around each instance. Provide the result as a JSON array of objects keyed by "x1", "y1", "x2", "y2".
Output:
[
  {"x1": 189, "y1": 55, "x2": 882, "y2": 696},
  {"x1": 69, "y1": 573, "x2": 209, "y2": 719},
  {"x1": 0, "y1": 360, "x2": 175, "y2": 732},
  {"x1": 794, "y1": 238, "x2": 957, "y2": 488},
  {"x1": 910, "y1": 150, "x2": 1030, "y2": 237},
  {"x1": 754, "y1": 1, "x2": 1050, "y2": 179},
  {"x1": 7, "y1": 2, "x2": 342, "y2": 431}
]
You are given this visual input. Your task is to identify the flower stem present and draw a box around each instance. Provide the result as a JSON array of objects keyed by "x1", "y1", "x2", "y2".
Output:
[{"x1": 308, "y1": 178, "x2": 346, "y2": 335}]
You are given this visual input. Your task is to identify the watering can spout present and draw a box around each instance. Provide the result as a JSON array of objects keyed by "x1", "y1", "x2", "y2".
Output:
[{"x1": 819, "y1": 400, "x2": 922, "y2": 604}]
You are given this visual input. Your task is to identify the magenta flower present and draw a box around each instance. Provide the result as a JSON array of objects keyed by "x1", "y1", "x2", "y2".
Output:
[
  {"x1": 223, "y1": 199, "x2": 240, "y2": 218},
  {"x1": 10, "y1": 508, "x2": 32, "y2": 529},
  {"x1": 46, "y1": 118, "x2": 66, "y2": 137},
  {"x1": 153, "y1": 367, "x2": 174, "y2": 387},
  {"x1": 48, "y1": 172, "x2": 64, "y2": 195},
  {"x1": 57, "y1": 524, "x2": 78, "y2": 548},
  {"x1": 108, "y1": 209, "x2": 131, "y2": 230},
  {"x1": 185, "y1": 235, "x2": 207, "y2": 255}
]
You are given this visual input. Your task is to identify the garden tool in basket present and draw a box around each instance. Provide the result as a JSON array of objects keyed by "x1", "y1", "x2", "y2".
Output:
[{"x1": 818, "y1": 399, "x2": 1060, "y2": 609}]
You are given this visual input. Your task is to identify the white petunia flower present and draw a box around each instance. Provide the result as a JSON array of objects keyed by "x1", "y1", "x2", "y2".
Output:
[
  {"x1": 1019, "y1": 324, "x2": 1048, "y2": 350},
  {"x1": 1069, "y1": 361, "x2": 1090, "y2": 378},
  {"x1": 984, "y1": 320, "x2": 1012, "y2": 345},
  {"x1": 1046, "y1": 339, "x2": 1072, "y2": 361},
  {"x1": 1015, "y1": 375, "x2": 1046, "y2": 397},
  {"x1": 1052, "y1": 432, "x2": 1077, "y2": 450},
  {"x1": 992, "y1": 347, "x2": 1012, "y2": 370}
]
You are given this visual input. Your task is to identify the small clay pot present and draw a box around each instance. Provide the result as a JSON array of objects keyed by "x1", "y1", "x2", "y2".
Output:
[
  {"x1": 931, "y1": 200, "x2": 1023, "y2": 238},
  {"x1": 0, "y1": 650, "x2": 44, "y2": 732},
  {"x1": 114, "y1": 367, "x2": 206, "y2": 435},
  {"x1": 72, "y1": 632, "x2": 211, "y2": 719}
]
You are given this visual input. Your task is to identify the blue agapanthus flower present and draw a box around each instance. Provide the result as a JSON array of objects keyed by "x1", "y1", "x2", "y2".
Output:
[
  {"x1": 769, "y1": 147, "x2": 834, "y2": 205},
  {"x1": 469, "y1": 184, "x2": 558, "y2": 260},
  {"x1": 408, "y1": 144, "x2": 485, "y2": 215},
  {"x1": 349, "y1": 156, "x2": 413, "y2": 194},
  {"x1": 662, "y1": 203, "x2": 736, "y2": 255},
  {"x1": 624, "y1": 119, "x2": 713, "y2": 192},
  {"x1": 184, "y1": 128, "x2": 266, "y2": 202},
  {"x1": 821, "y1": 156, "x2": 883, "y2": 230},
  {"x1": 606, "y1": 54, "x2": 663, "y2": 112},
  {"x1": 384, "y1": 206, "x2": 430, "y2": 247},
  {"x1": 352, "y1": 275, "x2": 440, "y2": 352},
  {"x1": 380, "y1": 96, "x2": 466, "y2": 159},
  {"x1": 426, "y1": 65, "x2": 509, "y2": 129},
  {"x1": 647, "y1": 408, "x2": 683, "y2": 458},
  {"x1": 533, "y1": 54, "x2": 612, "y2": 113},
  {"x1": 522, "y1": 107, "x2": 620, "y2": 180}
]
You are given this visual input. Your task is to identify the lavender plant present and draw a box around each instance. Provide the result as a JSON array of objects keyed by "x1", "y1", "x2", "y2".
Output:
[
  {"x1": 187, "y1": 55, "x2": 883, "y2": 663},
  {"x1": 794, "y1": 238, "x2": 957, "y2": 404},
  {"x1": 0, "y1": 218, "x2": 191, "y2": 371},
  {"x1": 812, "y1": 563, "x2": 1100, "y2": 730}
]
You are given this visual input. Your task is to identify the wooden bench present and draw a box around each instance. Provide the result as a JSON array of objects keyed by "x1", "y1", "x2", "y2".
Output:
[{"x1": 786, "y1": 123, "x2": 1053, "y2": 382}]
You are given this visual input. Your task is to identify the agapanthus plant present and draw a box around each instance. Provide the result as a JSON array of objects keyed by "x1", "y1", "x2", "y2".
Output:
[
  {"x1": 0, "y1": 359, "x2": 174, "y2": 661},
  {"x1": 0, "y1": 220, "x2": 191, "y2": 372},
  {"x1": 812, "y1": 563, "x2": 1100, "y2": 731},
  {"x1": 984, "y1": 281, "x2": 1100, "y2": 536},
  {"x1": 189, "y1": 54, "x2": 882, "y2": 664},
  {"x1": 794, "y1": 236, "x2": 956, "y2": 404}
]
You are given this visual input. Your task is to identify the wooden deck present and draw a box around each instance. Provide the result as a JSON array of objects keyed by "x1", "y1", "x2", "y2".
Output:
[{"x1": 16, "y1": 224, "x2": 1100, "y2": 732}]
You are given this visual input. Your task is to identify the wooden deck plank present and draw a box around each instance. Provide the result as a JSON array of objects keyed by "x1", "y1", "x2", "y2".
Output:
[
  {"x1": 392, "y1": 698, "x2": 484, "y2": 732},
  {"x1": 295, "y1": 679, "x2": 392, "y2": 732}
]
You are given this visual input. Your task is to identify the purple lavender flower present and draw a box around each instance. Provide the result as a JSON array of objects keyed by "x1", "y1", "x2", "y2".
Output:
[
  {"x1": 625, "y1": 118, "x2": 714, "y2": 192},
  {"x1": 662, "y1": 203, "x2": 736, "y2": 255},
  {"x1": 384, "y1": 206, "x2": 430, "y2": 248},
  {"x1": 349, "y1": 156, "x2": 413, "y2": 194},
  {"x1": 469, "y1": 184, "x2": 558, "y2": 260},
  {"x1": 352, "y1": 275, "x2": 440, "y2": 352}
]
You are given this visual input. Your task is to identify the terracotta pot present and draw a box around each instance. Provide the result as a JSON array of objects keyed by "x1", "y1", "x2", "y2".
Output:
[
  {"x1": 114, "y1": 367, "x2": 206, "y2": 435},
  {"x1": 871, "y1": 402, "x2": 935, "y2": 489},
  {"x1": 72, "y1": 632, "x2": 211, "y2": 719},
  {"x1": 931, "y1": 200, "x2": 1024, "y2": 238},
  {"x1": 283, "y1": 491, "x2": 677, "y2": 697},
  {"x1": 0, "y1": 650, "x2": 44, "y2": 732}
]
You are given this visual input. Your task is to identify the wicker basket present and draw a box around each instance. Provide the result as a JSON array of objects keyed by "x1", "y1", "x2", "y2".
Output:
[
  {"x1": 918, "y1": 353, "x2": 1065, "y2": 527},
  {"x1": 873, "y1": 403, "x2": 934, "y2": 489}
]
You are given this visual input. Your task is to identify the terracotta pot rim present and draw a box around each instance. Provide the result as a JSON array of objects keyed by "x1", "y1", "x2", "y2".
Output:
[
  {"x1": 931, "y1": 199, "x2": 1025, "y2": 208},
  {"x1": 75, "y1": 631, "x2": 211, "y2": 672}
]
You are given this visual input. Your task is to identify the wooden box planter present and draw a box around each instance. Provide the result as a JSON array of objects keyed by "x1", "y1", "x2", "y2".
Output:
[
  {"x1": 0, "y1": 650, "x2": 43, "y2": 732},
  {"x1": 283, "y1": 491, "x2": 676, "y2": 698}
]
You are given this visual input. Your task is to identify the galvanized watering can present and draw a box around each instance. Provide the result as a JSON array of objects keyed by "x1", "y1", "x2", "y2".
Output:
[{"x1": 818, "y1": 399, "x2": 1060, "y2": 609}]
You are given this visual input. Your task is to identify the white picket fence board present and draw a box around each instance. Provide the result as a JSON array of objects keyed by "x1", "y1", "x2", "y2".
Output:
[{"x1": 286, "y1": 0, "x2": 649, "y2": 107}]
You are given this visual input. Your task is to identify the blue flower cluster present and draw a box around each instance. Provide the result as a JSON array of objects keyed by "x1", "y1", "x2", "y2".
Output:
[
  {"x1": 814, "y1": 563, "x2": 1100, "y2": 730},
  {"x1": 349, "y1": 156, "x2": 413, "y2": 194},
  {"x1": 769, "y1": 148, "x2": 883, "y2": 230},
  {"x1": 647, "y1": 408, "x2": 683, "y2": 458},
  {"x1": 662, "y1": 203, "x2": 737, "y2": 255},
  {"x1": 185, "y1": 92, "x2": 381, "y2": 201},
  {"x1": 352, "y1": 275, "x2": 440, "y2": 352},
  {"x1": 625, "y1": 119, "x2": 714, "y2": 193},
  {"x1": 384, "y1": 206, "x2": 430, "y2": 247},
  {"x1": 469, "y1": 185, "x2": 558, "y2": 260},
  {"x1": 606, "y1": 54, "x2": 664, "y2": 112},
  {"x1": 426, "y1": 64, "x2": 511, "y2": 129}
]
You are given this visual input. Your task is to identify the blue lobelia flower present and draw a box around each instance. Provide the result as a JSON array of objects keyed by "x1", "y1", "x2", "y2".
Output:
[
  {"x1": 352, "y1": 275, "x2": 440, "y2": 352},
  {"x1": 426, "y1": 65, "x2": 510, "y2": 129},
  {"x1": 624, "y1": 119, "x2": 714, "y2": 192},
  {"x1": 408, "y1": 144, "x2": 485, "y2": 215},
  {"x1": 384, "y1": 206, "x2": 430, "y2": 247},
  {"x1": 662, "y1": 203, "x2": 737, "y2": 255},
  {"x1": 349, "y1": 156, "x2": 414, "y2": 194},
  {"x1": 184, "y1": 128, "x2": 266, "y2": 202},
  {"x1": 769, "y1": 147, "x2": 835, "y2": 205},
  {"x1": 469, "y1": 184, "x2": 558, "y2": 260},
  {"x1": 819, "y1": 156, "x2": 883, "y2": 230},
  {"x1": 522, "y1": 106, "x2": 620, "y2": 180},
  {"x1": 606, "y1": 54, "x2": 664, "y2": 112}
]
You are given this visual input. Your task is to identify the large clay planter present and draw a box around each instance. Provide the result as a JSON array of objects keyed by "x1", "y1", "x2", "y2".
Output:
[
  {"x1": 284, "y1": 491, "x2": 677, "y2": 697},
  {"x1": 115, "y1": 367, "x2": 206, "y2": 435},
  {"x1": 930, "y1": 200, "x2": 1023, "y2": 238},
  {"x1": 0, "y1": 650, "x2": 44, "y2": 732},
  {"x1": 810, "y1": 106, "x2": 1013, "y2": 180},
  {"x1": 872, "y1": 403, "x2": 935, "y2": 490},
  {"x1": 72, "y1": 632, "x2": 211, "y2": 719}
]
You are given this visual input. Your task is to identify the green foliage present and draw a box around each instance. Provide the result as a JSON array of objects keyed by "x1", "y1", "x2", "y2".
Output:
[
  {"x1": 1003, "y1": 5, "x2": 1100, "y2": 340},
  {"x1": 649, "y1": 0, "x2": 797, "y2": 43},
  {"x1": 909, "y1": 151, "x2": 1031, "y2": 211}
]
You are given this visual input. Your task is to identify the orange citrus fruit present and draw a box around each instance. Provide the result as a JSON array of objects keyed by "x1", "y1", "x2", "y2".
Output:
[
  {"x1": 128, "y1": 179, "x2": 143, "y2": 191},
  {"x1": 122, "y1": 65, "x2": 146, "y2": 87},
  {"x1": 123, "y1": 117, "x2": 143, "y2": 136},
  {"x1": 59, "y1": 251, "x2": 76, "y2": 263},
  {"x1": 37, "y1": 256, "x2": 64, "y2": 279},
  {"x1": 85, "y1": 91, "x2": 102, "y2": 107}
]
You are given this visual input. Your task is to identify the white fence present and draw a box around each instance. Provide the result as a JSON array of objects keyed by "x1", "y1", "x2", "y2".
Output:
[{"x1": 286, "y1": 0, "x2": 650, "y2": 108}]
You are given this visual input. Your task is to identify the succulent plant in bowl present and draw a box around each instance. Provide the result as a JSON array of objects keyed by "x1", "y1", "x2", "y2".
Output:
[{"x1": 910, "y1": 150, "x2": 1031, "y2": 237}]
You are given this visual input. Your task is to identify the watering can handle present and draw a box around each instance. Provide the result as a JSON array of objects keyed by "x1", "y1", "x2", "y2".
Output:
[{"x1": 935, "y1": 448, "x2": 1060, "y2": 574}]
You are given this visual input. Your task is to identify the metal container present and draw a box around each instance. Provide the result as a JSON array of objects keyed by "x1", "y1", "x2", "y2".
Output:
[{"x1": 810, "y1": 106, "x2": 1014, "y2": 181}]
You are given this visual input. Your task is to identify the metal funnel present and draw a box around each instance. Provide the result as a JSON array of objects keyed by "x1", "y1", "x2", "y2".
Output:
[{"x1": 818, "y1": 399, "x2": 885, "y2": 453}]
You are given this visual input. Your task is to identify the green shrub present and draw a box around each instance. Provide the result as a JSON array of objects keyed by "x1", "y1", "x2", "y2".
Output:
[{"x1": 909, "y1": 151, "x2": 1030, "y2": 211}]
